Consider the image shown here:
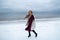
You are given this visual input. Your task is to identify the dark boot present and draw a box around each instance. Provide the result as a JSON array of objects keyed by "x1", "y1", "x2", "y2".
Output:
[
  {"x1": 28, "y1": 31, "x2": 31, "y2": 38},
  {"x1": 32, "y1": 30, "x2": 37, "y2": 37}
]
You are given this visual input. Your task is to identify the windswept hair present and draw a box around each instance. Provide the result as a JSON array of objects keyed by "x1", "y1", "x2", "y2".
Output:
[
  {"x1": 25, "y1": 10, "x2": 33, "y2": 18},
  {"x1": 25, "y1": 14, "x2": 30, "y2": 18}
]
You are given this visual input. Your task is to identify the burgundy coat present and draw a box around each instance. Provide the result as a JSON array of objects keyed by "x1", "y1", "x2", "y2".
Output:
[{"x1": 25, "y1": 15, "x2": 35, "y2": 31}]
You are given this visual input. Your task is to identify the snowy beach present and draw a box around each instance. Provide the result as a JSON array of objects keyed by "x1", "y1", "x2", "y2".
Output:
[{"x1": 0, "y1": 18, "x2": 60, "y2": 40}]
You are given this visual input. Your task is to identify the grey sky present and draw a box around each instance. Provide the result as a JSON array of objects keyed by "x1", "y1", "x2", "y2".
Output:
[{"x1": 0, "y1": 0, "x2": 60, "y2": 11}]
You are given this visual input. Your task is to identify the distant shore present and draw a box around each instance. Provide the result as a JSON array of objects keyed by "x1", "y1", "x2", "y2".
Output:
[
  {"x1": 0, "y1": 17, "x2": 60, "y2": 24},
  {"x1": 0, "y1": 16, "x2": 60, "y2": 21}
]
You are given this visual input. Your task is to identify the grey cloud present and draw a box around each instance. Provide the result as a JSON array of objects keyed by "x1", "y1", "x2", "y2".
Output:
[{"x1": 0, "y1": 0, "x2": 60, "y2": 12}]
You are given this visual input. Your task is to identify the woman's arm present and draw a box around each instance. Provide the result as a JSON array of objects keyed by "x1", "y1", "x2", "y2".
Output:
[{"x1": 25, "y1": 22, "x2": 28, "y2": 26}]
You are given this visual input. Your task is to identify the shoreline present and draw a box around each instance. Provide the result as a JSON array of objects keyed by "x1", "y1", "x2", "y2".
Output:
[{"x1": 0, "y1": 17, "x2": 60, "y2": 24}]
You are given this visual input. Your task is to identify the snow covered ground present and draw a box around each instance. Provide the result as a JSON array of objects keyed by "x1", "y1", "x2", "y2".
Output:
[{"x1": 0, "y1": 18, "x2": 60, "y2": 40}]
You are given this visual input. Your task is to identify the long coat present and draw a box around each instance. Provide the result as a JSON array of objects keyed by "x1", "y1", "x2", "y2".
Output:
[{"x1": 25, "y1": 15, "x2": 35, "y2": 31}]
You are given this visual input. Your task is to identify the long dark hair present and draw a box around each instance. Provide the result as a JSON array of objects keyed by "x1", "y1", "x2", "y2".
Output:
[
  {"x1": 25, "y1": 14, "x2": 30, "y2": 18},
  {"x1": 25, "y1": 10, "x2": 33, "y2": 18}
]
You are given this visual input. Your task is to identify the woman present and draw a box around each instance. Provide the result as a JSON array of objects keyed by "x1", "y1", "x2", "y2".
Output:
[{"x1": 25, "y1": 10, "x2": 37, "y2": 38}]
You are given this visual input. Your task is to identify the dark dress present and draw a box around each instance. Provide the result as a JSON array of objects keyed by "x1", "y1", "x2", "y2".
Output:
[{"x1": 25, "y1": 15, "x2": 35, "y2": 31}]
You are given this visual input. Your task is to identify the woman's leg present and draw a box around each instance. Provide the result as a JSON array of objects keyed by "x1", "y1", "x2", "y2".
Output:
[
  {"x1": 28, "y1": 31, "x2": 31, "y2": 37},
  {"x1": 32, "y1": 30, "x2": 37, "y2": 37}
]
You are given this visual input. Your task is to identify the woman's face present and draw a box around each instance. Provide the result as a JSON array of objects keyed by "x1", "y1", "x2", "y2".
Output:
[{"x1": 28, "y1": 10, "x2": 32, "y2": 16}]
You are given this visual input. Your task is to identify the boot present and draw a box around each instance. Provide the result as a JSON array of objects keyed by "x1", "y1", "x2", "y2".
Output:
[
  {"x1": 28, "y1": 31, "x2": 31, "y2": 38},
  {"x1": 32, "y1": 30, "x2": 37, "y2": 37}
]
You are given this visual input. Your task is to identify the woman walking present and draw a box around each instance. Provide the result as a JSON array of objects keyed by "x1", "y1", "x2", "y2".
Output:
[{"x1": 25, "y1": 10, "x2": 37, "y2": 38}]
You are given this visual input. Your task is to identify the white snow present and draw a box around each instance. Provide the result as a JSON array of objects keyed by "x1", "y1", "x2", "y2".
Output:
[{"x1": 0, "y1": 18, "x2": 60, "y2": 40}]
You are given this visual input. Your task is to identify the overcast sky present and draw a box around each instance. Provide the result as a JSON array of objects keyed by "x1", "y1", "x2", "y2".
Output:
[{"x1": 0, "y1": 0, "x2": 60, "y2": 11}]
